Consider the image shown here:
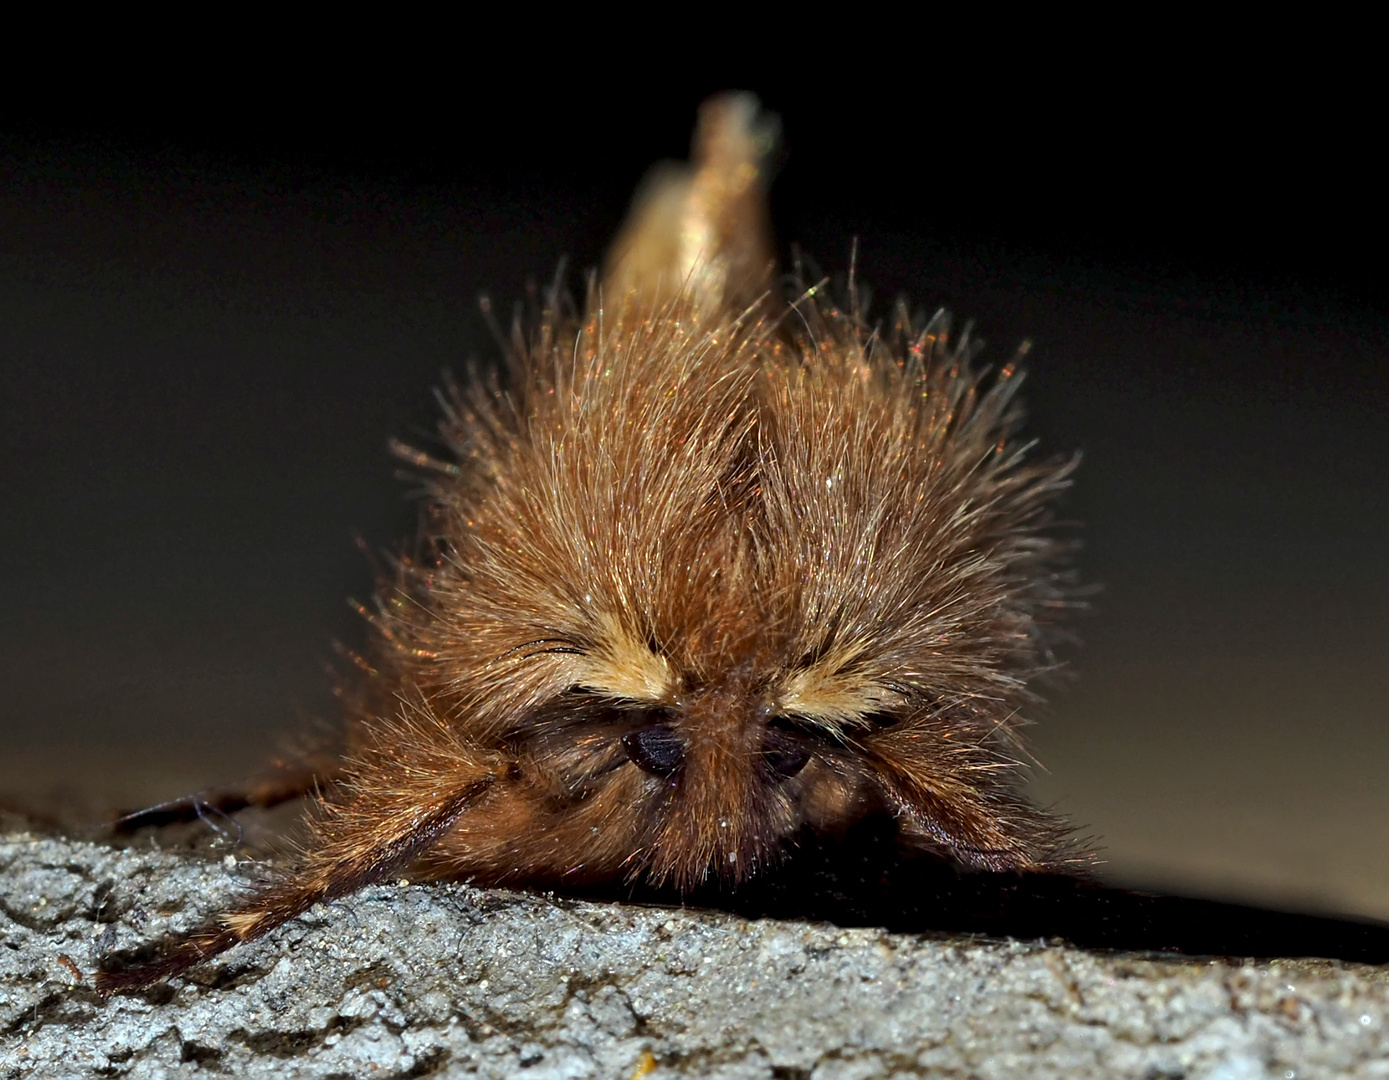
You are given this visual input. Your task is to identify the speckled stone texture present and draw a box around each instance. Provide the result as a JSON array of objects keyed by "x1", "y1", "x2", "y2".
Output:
[{"x1": 2, "y1": 828, "x2": 1387, "y2": 1079}]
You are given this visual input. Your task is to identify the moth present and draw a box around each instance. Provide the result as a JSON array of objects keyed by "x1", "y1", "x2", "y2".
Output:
[{"x1": 97, "y1": 93, "x2": 1084, "y2": 995}]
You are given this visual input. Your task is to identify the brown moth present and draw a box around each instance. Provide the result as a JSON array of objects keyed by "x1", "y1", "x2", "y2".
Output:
[{"x1": 97, "y1": 93, "x2": 1084, "y2": 996}]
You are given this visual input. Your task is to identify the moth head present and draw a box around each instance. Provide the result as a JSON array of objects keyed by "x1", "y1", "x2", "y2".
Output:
[
  {"x1": 405, "y1": 287, "x2": 1078, "y2": 887},
  {"x1": 499, "y1": 592, "x2": 974, "y2": 890}
]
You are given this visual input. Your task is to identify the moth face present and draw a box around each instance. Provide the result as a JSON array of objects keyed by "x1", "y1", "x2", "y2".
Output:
[{"x1": 507, "y1": 609, "x2": 898, "y2": 889}]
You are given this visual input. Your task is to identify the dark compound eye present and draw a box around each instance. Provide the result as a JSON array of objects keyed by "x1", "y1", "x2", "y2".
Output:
[
  {"x1": 760, "y1": 726, "x2": 812, "y2": 780},
  {"x1": 621, "y1": 724, "x2": 685, "y2": 777}
]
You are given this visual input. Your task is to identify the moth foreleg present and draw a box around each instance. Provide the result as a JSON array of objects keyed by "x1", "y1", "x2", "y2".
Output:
[{"x1": 97, "y1": 702, "x2": 504, "y2": 995}]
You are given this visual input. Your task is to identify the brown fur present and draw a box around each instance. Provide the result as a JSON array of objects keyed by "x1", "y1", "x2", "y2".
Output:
[{"x1": 97, "y1": 94, "x2": 1084, "y2": 996}]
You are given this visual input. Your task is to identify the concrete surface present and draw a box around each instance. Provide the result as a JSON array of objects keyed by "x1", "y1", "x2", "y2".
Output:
[{"x1": 2, "y1": 827, "x2": 1388, "y2": 1079}]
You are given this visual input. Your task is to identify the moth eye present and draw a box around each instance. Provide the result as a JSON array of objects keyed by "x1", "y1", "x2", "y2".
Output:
[
  {"x1": 760, "y1": 726, "x2": 811, "y2": 781},
  {"x1": 621, "y1": 724, "x2": 685, "y2": 777}
]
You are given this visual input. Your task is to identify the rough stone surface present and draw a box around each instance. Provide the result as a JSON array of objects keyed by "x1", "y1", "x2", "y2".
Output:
[{"x1": 3, "y1": 829, "x2": 1388, "y2": 1079}]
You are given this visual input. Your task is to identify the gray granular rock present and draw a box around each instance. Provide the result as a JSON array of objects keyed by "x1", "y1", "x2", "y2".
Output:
[{"x1": 2, "y1": 829, "x2": 1387, "y2": 1078}]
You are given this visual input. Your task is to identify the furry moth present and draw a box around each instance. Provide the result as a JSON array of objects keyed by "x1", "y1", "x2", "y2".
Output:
[{"x1": 97, "y1": 93, "x2": 1083, "y2": 995}]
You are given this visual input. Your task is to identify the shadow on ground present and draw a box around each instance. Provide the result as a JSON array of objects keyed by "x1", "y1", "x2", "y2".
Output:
[{"x1": 586, "y1": 818, "x2": 1389, "y2": 965}]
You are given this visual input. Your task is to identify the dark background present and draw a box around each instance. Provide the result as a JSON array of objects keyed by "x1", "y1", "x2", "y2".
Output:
[{"x1": 3, "y1": 75, "x2": 1384, "y2": 920}]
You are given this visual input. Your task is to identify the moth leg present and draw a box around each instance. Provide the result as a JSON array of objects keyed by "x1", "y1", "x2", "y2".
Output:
[
  {"x1": 108, "y1": 756, "x2": 337, "y2": 833},
  {"x1": 96, "y1": 704, "x2": 505, "y2": 996},
  {"x1": 867, "y1": 743, "x2": 1082, "y2": 874}
]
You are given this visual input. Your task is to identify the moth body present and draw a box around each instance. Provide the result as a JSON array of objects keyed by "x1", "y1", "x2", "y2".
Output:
[{"x1": 97, "y1": 94, "x2": 1083, "y2": 995}]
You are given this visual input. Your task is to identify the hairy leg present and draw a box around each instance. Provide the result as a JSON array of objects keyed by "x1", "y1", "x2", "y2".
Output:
[
  {"x1": 96, "y1": 702, "x2": 505, "y2": 995},
  {"x1": 107, "y1": 756, "x2": 338, "y2": 834}
]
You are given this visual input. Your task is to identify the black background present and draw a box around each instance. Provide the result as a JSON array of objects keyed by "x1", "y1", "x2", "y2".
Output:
[{"x1": 3, "y1": 68, "x2": 1384, "y2": 919}]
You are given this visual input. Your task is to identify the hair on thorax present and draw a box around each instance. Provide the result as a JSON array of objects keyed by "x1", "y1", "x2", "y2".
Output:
[{"x1": 96, "y1": 92, "x2": 1088, "y2": 996}]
